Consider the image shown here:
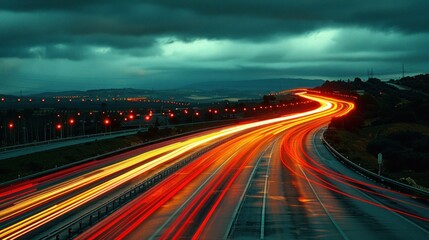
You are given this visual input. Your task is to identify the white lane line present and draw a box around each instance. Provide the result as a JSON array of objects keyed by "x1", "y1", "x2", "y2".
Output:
[
  {"x1": 149, "y1": 152, "x2": 238, "y2": 240},
  {"x1": 224, "y1": 143, "x2": 274, "y2": 240},
  {"x1": 311, "y1": 126, "x2": 343, "y2": 172},
  {"x1": 298, "y1": 165, "x2": 350, "y2": 240},
  {"x1": 314, "y1": 127, "x2": 429, "y2": 234},
  {"x1": 260, "y1": 143, "x2": 274, "y2": 239}
]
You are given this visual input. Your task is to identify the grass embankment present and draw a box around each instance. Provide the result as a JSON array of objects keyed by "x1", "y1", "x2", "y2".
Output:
[{"x1": 325, "y1": 122, "x2": 429, "y2": 189}]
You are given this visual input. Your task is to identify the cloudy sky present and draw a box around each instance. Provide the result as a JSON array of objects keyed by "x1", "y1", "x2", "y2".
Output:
[{"x1": 1, "y1": 0, "x2": 428, "y2": 94}]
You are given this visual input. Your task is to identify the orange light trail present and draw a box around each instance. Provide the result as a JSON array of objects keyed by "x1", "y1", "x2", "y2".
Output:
[
  {"x1": 0, "y1": 93, "x2": 333, "y2": 239},
  {"x1": 278, "y1": 102, "x2": 429, "y2": 223},
  {"x1": 75, "y1": 93, "x2": 359, "y2": 239}
]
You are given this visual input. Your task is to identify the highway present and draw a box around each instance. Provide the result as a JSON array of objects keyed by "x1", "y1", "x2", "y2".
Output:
[{"x1": 1, "y1": 93, "x2": 428, "y2": 239}]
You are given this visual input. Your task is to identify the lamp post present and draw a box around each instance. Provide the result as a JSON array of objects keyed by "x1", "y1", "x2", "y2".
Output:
[
  {"x1": 8, "y1": 122, "x2": 14, "y2": 145},
  {"x1": 56, "y1": 124, "x2": 63, "y2": 139},
  {"x1": 104, "y1": 118, "x2": 110, "y2": 135},
  {"x1": 69, "y1": 118, "x2": 75, "y2": 137}
]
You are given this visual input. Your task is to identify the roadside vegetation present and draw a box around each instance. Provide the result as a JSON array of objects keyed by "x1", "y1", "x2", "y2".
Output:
[{"x1": 320, "y1": 74, "x2": 429, "y2": 188}]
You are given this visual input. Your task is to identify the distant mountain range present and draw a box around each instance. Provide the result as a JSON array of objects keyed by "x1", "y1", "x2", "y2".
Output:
[
  {"x1": 1, "y1": 78, "x2": 324, "y2": 100},
  {"x1": 183, "y1": 78, "x2": 324, "y2": 92}
]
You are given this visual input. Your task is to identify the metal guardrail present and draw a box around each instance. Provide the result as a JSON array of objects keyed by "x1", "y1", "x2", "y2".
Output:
[
  {"x1": 321, "y1": 134, "x2": 429, "y2": 199},
  {"x1": 41, "y1": 133, "x2": 236, "y2": 240}
]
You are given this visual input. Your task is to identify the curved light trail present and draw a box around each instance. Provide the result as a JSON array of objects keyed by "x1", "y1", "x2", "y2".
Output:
[
  {"x1": 0, "y1": 93, "x2": 330, "y2": 239},
  {"x1": 77, "y1": 93, "x2": 361, "y2": 239},
  {"x1": 2, "y1": 93, "x2": 428, "y2": 239}
]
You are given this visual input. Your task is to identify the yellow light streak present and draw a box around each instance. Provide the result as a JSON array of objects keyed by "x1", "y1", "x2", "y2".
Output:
[{"x1": 0, "y1": 93, "x2": 354, "y2": 239}]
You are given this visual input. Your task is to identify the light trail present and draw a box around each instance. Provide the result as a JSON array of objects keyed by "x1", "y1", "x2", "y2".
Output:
[
  {"x1": 278, "y1": 103, "x2": 429, "y2": 224},
  {"x1": 0, "y1": 93, "x2": 332, "y2": 239},
  {"x1": 75, "y1": 93, "x2": 354, "y2": 239},
  {"x1": 4, "y1": 93, "x2": 428, "y2": 239}
]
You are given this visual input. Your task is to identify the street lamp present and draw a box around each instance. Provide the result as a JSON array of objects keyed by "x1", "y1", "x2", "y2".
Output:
[
  {"x1": 69, "y1": 118, "x2": 75, "y2": 137},
  {"x1": 104, "y1": 118, "x2": 110, "y2": 134},
  {"x1": 56, "y1": 124, "x2": 63, "y2": 138},
  {"x1": 8, "y1": 122, "x2": 15, "y2": 145}
]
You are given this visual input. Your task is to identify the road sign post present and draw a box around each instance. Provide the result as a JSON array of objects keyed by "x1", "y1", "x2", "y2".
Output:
[{"x1": 377, "y1": 153, "x2": 382, "y2": 176}]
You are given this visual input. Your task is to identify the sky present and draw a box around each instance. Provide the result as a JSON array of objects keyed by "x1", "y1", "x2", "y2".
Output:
[{"x1": 1, "y1": 0, "x2": 428, "y2": 94}]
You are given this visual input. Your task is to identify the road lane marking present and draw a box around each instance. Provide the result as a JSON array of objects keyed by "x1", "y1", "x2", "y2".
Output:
[
  {"x1": 224, "y1": 143, "x2": 274, "y2": 239},
  {"x1": 357, "y1": 181, "x2": 429, "y2": 235},
  {"x1": 298, "y1": 165, "x2": 350, "y2": 240},
  {"x1": 260, "y1": 143, "x2": 274, "y2": 239},
  {"x1": 311, "y1": 125, "x2": 429, "y2": 236},
  {"x1": 149, "y1": 152, "x2": 238, "y2": 240}
]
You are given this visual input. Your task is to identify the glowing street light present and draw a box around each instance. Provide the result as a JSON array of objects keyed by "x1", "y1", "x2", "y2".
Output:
[
  {"x1": 104, "y1": 118, "x2": 111, "y2": 134},
  {"x1": 69, "y1": 119, "x2": 75, "y2": 137},
  {"x1": 56, "y1": 124, "x2": 63, "y2": 138}
]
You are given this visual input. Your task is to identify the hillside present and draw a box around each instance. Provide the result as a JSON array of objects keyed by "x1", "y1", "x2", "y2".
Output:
[{"x1": 322, "y1": 74, "x2": 429, "y2": 188}]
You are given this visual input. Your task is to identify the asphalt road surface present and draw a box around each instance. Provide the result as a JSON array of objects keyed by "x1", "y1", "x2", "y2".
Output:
[{"x1": 1, "y1": 93, "x2": 428, "y2": 239}]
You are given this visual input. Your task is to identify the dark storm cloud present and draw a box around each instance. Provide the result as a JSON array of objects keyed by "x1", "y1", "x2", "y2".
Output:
[
  {"x1": 0, "y1": 0, "x2": 428, "y2": 93},
  {"x1": 3, "y1": 0, "x2": 428, "y2": 33},
  {"x1": 2, "y1": 0, "x2": 428, "y2": 56}
]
